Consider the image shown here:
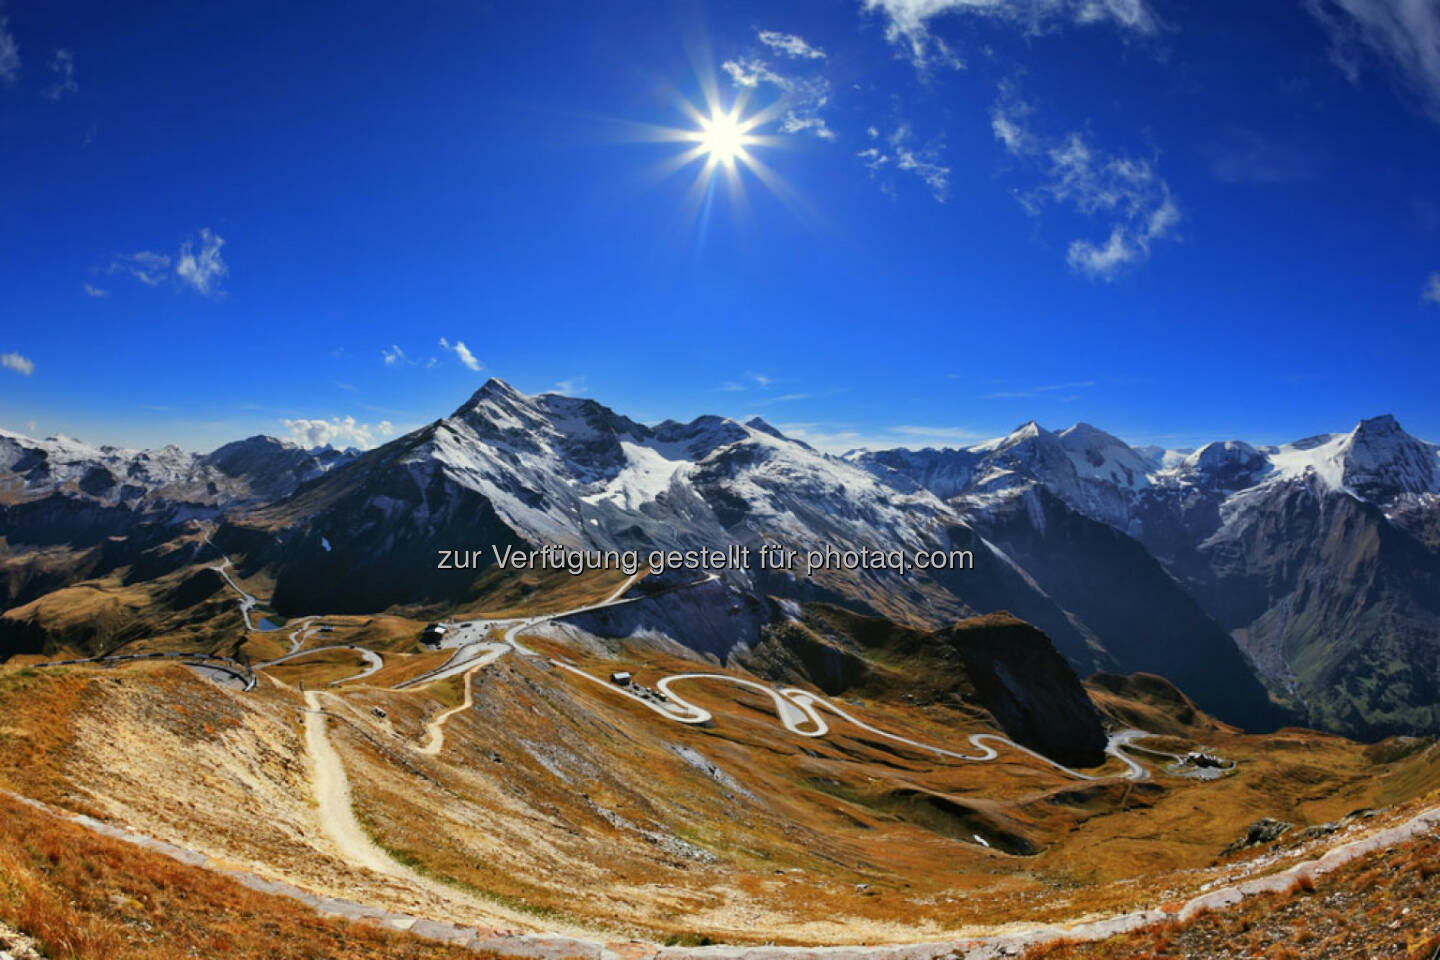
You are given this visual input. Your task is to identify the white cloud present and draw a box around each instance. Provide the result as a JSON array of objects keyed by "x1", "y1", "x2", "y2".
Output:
[
  {"x1": 753, "y1": 392, "x2": 814, "y2": 406},
  {"x1": 554, "y1": 375, "x2": 589, "y2": 395},
  {"x1": 891, "y1": 424, "x2": 986, "y2": 440},
  {"x1": 109, "y1": 250, "x2": 171, "y2": 285},
  {"x1": 862, "y1": 0, "x2": 1158, "y2": 69},
  {"x1": 721, "y1": 55, "x2": 836, "y2": 140},
  {"x1": 42, "y1": 48, "x2": 76, "y2": 100},
  {"x1": 0, "y1": 13, "x2": 18, "y2": 85},
  {"x1": 860, "y1": 125, "x2": 950, "y2": 201},
  {"x1": 1306, "y1": 0, "x2": 1440, "y2": 123},
  {"x1": 857, "y1": 146, "x2": 889, "y2": 170},
  {"x1": 382, "y1": 344, "x2": 408, "y2": 366},
  {"x1": 722, "y1": 56, "x2": 782, "y2": 88},
  {"x1": 106, "y1": 228, "x2": 228, "y2": 295},
  {"x1": 83, "y1": 283, "x2": 107, "y2": 298},
  {"x1": 438, "y1": 336, "x2": 482, "y2": 371},
  {"x1": 1423, "y1": 271, "x2": 1440, "y2": 305},
  {"x1": 2, "y1": 351, "x2": 35, "y2": 376},
  {"x1": 281, "y1": 415, "x2": 391, "y2": 450},
  {"x1": 992, "y1": 86, "x2": 1179, "y2": 280},
  {"x1": 895, "y1": 145, "x2": 950, "y2": 202},
  {"x1": 776, "y1": 421, "x2": 981, "y2": 453},
  {"x1": 773, "y1": 422, "x2": 865, "y2": 452},
  {"x1": 175, "y1": 228, "x2": 227, "y2": 296},
  {"x1": 757, "y1": 30, "x2": 827, "y2": 59}
]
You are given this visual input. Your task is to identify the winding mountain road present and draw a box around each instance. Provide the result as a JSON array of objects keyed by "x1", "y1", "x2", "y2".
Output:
[
  {"x1": 552, "y1": 664, "x2": 1152, "y2": 781},
  {"x1": 258, "y1": 644, "x2": 385, "y2": 686},
  {"x1": 410, "y1": 572, "x2": 648, "y2": 750}
]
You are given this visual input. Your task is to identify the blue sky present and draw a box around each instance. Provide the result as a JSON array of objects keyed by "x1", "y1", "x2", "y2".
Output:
[{"x1": 2, "y1": 0, "x2": 1438, "y2": 453}]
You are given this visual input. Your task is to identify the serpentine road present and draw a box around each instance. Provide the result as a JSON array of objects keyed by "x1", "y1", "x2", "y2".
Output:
[
  {"x1": 259, "y1": 644, "x2": 384, "y2": 686},
  {"x1": 552, "y1": 663, "x2": 1156, "y2": 781},
  {"x1": 65, "y1": 542, "x2": 1163, "y2": 783}
]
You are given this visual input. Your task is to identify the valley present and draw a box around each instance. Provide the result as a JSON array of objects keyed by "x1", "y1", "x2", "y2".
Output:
[{"x1": 2, "y1": 381, "x2": 1438, "y2": 956}]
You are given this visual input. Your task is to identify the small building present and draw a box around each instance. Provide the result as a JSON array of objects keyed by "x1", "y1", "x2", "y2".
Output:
[
  {"x1": 421, "y1": 622, "x2": 449, "y2": 645},
  {"x1": 610, "y1": 671, "x2": 633, "y2": 687}
]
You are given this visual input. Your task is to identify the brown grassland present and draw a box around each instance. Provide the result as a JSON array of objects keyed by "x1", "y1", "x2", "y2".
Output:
[
  {"x1": 0, "y1": 561, "x2": 1438, "y2": 954},
  {"x1": 1023, "y1": 827, "x2": 1440, "y2": 959},
  {"x1": 0, "y1": 793, "x2": 487, "y2": 960}
]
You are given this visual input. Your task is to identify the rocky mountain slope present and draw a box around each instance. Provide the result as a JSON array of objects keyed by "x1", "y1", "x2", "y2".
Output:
[
  {"x1": 199, "y1": 380, "x2": 1285, "y2": 733},
  {"x1": 0, "y1": 430, "x2": 355, "y2": 611},
  {"x1": 851, "y1": 414, "x2": 1440, "y2": 738},
  {"x1": 7, "y1": 382, "x2": 1436, "y2": 738}
]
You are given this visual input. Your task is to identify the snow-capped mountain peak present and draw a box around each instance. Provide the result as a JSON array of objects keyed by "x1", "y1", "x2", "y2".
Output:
[
  {"x1": 1057, "y1": 422, "x2": 1154, "y2": 491},
  {"x1": 0, "y1": 425, "x2": 354, "y2": 510},
  {"x1": 1259, "y1": 416, "x2": 1439, "y2": 499},
  {"x1": 1174, "y1": 441, "x2": 1270, "y2": 490},
  {"x1": 1337, "y1": 415, "x2": 1439, "y2": 498}
]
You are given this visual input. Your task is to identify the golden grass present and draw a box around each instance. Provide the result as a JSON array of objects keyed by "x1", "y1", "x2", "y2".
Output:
[
  {"x1": 4, "y1": 618, "x2": 1439, "y2": 949},
  {"x1": 0, "y1": 794, "x2": 486, "y2": 960},
  {"x1": 1022, "y1": 831, "x2": 1440, "y2": 958},
  {"x1": 265, "y1": 648, "x2": 376, "y2": 687}
]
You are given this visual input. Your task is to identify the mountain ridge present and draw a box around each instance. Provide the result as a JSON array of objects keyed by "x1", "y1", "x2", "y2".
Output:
[{"x1": 6, "y1": 381, "x2": 1438, "y2": 739}]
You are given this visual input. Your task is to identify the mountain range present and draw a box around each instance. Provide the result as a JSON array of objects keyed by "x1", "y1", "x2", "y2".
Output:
[{"x1": 3, "y1": 380, "x2": 1438, "y2": 739}]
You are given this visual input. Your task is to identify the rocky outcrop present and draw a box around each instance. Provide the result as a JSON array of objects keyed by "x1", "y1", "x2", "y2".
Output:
[{"x1": 748, "y1": 604, "x2": 1109, "y2": 768}]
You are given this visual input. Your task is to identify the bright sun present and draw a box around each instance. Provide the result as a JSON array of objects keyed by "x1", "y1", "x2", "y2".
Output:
[
  {"x1": 697, "y1": 109, "x2": 752, "y2": 165},
  {"x1": 629, "y1": 69, "x2": 799, "y2": 224}
]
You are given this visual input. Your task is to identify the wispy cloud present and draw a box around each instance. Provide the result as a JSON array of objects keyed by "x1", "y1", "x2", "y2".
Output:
[
  {"x1": 862, "y1": 0, "x2": 1158, "y2": 70},
  {"x1": 983, "y1": 379, "x2": 1096, "y2": 399},
  {"x1": 720, "y1": 371, "x2": 780, "y2": 392},
  {"x1": 281, "y1": 415, "x2": 394, "y2": 450},
  {"x1": 42, "y1": 48, "x2": 76, "y2": 100},
  {"x1": 106, "y1": 228, "x2": 228, "y2": 296},
  {"x1": 1424, "y1": 271, "x2": 1440, "y2": 305},
  {"x1": 109, "y1": 250, "x2": 171, "y2": 286},
  {"x1": 2, "y1": 351, "x2": 35, "y2": 376},
  {"x1": 891, "y1": 424, "x2": 986, "y2": 440},
  {"x1": 381, "y1": 344, "x2": 409, "y2": 366},
  {"x1": 0, "y1": 12, "x2": 18, "y2": 85},
  {"x1": 722, "y1": 39, "x2": 836, "y2": 141},
  {"x1": 175, "y1": 228, "x2": 227, "y2": 296},
  {"x1": 554, "y1": 375, "x2": 589, "y2": 395},
  {"x1": 82, "y1": 283, "x2": 107, "y2": 298},
  {"x1": 776, "y1": 421, "x2": 980, "y2": 453},
  {"x1": 1306, "y1": 0, "x2": 1440, "y2": 123},
  {"x1": 438, "y1": 336, "x2": 482, "y2": 371},
  {"x1": 773, "y1": 422, "x2": 866, "y2": 452},
  {"x1": 993, "y1": 83, "x2": 1179, "y2": 280},
  {"x1": 858, "y1": 123, "x2": 950, "y2": 202},
  {"x1": 757, "y1": 30, "x2": 827, "y2": 60},
  {"x1": 749, "y1": 384, "x2": 849, "y2": 407},
  {"x1": 751, "y1": 391, "x2": 814, "y2": 406}
]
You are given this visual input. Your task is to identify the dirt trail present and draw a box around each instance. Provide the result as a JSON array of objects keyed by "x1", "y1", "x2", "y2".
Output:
[
  {"x1": 417, "y1": 647, "x2": 507, "y2": 756},
  {"x1": 303, "y1": 690, "x2": 405, "y2": 877},
  {"x1": 300, "y1": 690, "x2": 585, "y2": 938}
]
